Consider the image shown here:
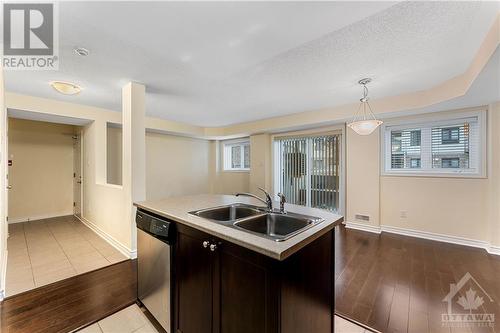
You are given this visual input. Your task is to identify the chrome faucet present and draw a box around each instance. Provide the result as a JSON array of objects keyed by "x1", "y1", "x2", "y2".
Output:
[
  {"x1": 236, "y1": 187, "x2": 273, "y2": 211},
  {"x1": 277, "y1": 193, "x2": 286, "y2": 214}
]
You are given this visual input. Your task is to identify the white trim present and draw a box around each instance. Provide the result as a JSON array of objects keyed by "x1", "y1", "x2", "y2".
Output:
[
  {"x1": 75, "y1": 215, "x2": 135, "y2": 259},
  {"x1": 343, "y1": 223, "x2": 500, "y2": 256},
  {"x1": 381, "y1": 225, "x2": 490, "y2": 250},
  {"x1": 222, "y1": 138, "x2": 250, "y2": 171},
  {"x1": 344, "y1": 221, "x2": 381, "y2": 234},
  {"x1": 489, "y1": 245, "x2": 500, "y2": 256},
  {"x1": 0, "y1": 249, "x2": 7, "y2": 301},
  {"x1": 8, "y1": 212, "x2": 74, "y2": 224}
]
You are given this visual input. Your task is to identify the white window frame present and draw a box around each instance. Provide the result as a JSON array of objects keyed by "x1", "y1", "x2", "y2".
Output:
[
  {"x1": 381, "y1": 109, "x2": 487, "y2": 178},
  {"x1": 222, "y1": 138, "x2": 250, "y2": 172}
]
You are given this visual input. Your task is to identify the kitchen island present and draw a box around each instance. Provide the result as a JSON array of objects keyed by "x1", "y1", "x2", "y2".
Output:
[{"x1": 135, "y1": 194, "x2": 343, "y2": 333}]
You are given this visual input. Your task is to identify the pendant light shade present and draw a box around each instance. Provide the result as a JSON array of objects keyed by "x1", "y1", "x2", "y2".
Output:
[{"x1": 347, "y1": 78, "x2": 382, "y2": 135}]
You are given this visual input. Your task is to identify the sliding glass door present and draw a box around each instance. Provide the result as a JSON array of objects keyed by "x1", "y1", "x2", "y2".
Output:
[{"x1": 274, "y1": 133, "x2": 342, "y2": 213}]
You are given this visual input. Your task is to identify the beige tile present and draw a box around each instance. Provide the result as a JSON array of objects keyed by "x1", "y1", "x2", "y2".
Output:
[
  {"x1": 71, "y1": 257, "x2": 110, "y2": 274},
  {"x1": 34, "y1": 265, "x2": 77, "y2": 287},
  {"x1": 77, "y1": 323, "x2": 102, "y2": 333},
  {"x1": 6, "y1": 266, "x2": 33, "y2": 284},
  {"x1": 132, "y1": 322, "x2": 158, "y2": 333},
  {"x1": 32, "y1": 258, "x2": 73, "y2": 276},
  {"x1": 8, "y1": 246, "x2": 29, "y2": 260},
  {"x1": 27, "y1": 241, "x2": 61, "y2": 252},
  {"x1": 29, "y1": 250, "x2": 68, "y2": 267},
  {"x1": 94, "y1": 243, "x2": 121, "y2": 257},
  {"x1": 8, "y1": 223, "x2": 24, "y2": 233},
  {"x1": 334, "y1": 316, "x2": 366, "y2": 333},
  {"x1": 98, "y1": 305, "x2": 149, "y2": 333},
  {"x1": 5, "y1": 279, "x2": 35, "y2": 297},
  {"x1": 62, "y1": 241, "x2": 97, "y2": 258},
  {"x1": 6, "y1": 256, "x2": 32, "y2": 272},
  {"x1": 105, "y1": 253, "x2": 128, "y2": 264}
]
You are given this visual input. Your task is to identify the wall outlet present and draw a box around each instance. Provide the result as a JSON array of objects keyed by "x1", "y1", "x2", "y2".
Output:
[{"x1": 400, "y1": 210, "x2": 407, "y2": 218}]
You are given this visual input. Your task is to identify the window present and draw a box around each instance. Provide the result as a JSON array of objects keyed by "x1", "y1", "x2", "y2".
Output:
[
  {"x1": 223, "y1": 139, "x2": 250, "y2": 171},
  {"x1": 441, "y1": 127, "x2": 460, "y2": 144},
  {"x1": 441, "y1": 157, "x2": 460, "y2": 168},
  {"x1": 382, "y1": 110, "x2": 486, "y2": 177},
  {"x1": 274, "y1": 134, "x2": 341, "y2": 212}
]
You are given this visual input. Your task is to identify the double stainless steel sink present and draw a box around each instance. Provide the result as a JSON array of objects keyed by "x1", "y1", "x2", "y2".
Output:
[{"x1": 189, "y1": 203, "x2": 324, "y2": 241}]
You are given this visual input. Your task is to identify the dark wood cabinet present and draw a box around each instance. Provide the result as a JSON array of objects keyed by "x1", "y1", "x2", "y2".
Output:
[
  {"x1": 175, "y1": 227, "x2": 214, "y2": 333},
  {"x1": 174, "y1": 223, "x2": 334, "y2": 333}
]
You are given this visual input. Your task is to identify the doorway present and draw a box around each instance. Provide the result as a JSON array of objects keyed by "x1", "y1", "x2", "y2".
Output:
[{"x1": 73, "y1": 132, "x2": 82, "y2": 218}]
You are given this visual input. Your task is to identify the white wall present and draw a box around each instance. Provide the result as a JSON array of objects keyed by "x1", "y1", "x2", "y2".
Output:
[
  {"x1": 146, "y1": 132, "x2": 211, "y2": 200},
  {"x1": 8, "y1": 118, "x2": 75, "y2": 222}
]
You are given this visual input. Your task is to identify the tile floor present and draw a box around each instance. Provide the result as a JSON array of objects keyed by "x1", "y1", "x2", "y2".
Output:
[
  {"x1": 76, "y1": 304, "x2": 371, "y2": 333},
  {"x1": 6, "y1": 215, "x2": 128, "y2": 297}
]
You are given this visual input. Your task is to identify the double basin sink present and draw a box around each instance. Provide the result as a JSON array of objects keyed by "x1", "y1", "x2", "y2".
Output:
[{"x1": 189, "y1": 203, "x2": 324, "y2": 242}]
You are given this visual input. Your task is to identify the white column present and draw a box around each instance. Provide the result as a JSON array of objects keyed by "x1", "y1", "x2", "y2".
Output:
[{"x1": 122, "y1": 82, "x2": 146, "y2": 257}]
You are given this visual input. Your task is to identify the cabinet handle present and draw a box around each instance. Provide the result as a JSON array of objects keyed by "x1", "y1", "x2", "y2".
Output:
[
  {"x1": 202, "y1": 241, "x2": 210, "y2": 248},
  {"x1": 210, "y1": 244, "x2": 217, "y2": 252}
]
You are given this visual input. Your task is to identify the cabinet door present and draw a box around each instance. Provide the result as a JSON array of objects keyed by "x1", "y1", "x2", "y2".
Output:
[
  {"x1": 175, "y1": 228, "x2": 214, "y2": 333},
  {"x1": 216, "y1": 242, "x2": 278, "y2": 333}
]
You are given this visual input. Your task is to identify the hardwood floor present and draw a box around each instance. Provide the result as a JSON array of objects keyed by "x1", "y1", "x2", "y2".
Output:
[
  {"x1": 335, "y1": 225, "x2": 500, "y2": 333},
  {"x1": 2, "y1": 225, "x2": 500, "y2": 333},
  {"x1": 0, "y1": 259, "x2": 137, "y2": 333}
]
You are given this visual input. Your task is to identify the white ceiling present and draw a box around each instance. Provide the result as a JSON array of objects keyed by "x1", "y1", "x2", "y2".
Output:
[{"x1": 3, "y1": 1, "x2": 499, "y2": 127}]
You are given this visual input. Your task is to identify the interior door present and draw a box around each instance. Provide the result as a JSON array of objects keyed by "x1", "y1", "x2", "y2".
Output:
[{"x1": 73, "y1": 132, "x2": 82, "y2": 217}]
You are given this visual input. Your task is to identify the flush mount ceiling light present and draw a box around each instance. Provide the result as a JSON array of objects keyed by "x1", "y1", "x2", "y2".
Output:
[
  {"x1": 74, "y1": 47, "x2": 90, "y2": 57},
  {"x1": 50, "y1": 81, "x2": 82, "y2": 95},
  {"x1": 347, "y1": 78, "x2": 383, "y2": 135}
]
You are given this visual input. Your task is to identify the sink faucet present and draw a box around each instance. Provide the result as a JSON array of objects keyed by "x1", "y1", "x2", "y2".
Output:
[
  {"x1": 277, "y1": 193, "x2": 286, "y2": 214},
  {"x1": 236, "y1": 187, "x2": 273, "y2": 211}
]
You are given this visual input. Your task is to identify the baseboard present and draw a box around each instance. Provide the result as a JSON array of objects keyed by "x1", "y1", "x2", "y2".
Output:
[
  {"x1": 488, "y1": 245, "x2": 500, "y2": 256},
  {"x1": 0, "y1": 249, "x2": 8, "y2": 301},
  {"x1": 8, "y1": 212, "x2": 74, "y2": 224},
  {"x1": 344, "y1": 221, "x2": 381, "y2": 234},
  {"x1": 380, "y1": 225, "x2": 500, "y2": 256},
  {"x1": 344, "y1": 223, "x2": 500, "y2": 256},
  {"x1": 76, "y1": 215, "x2": 134, "y2": 259}
]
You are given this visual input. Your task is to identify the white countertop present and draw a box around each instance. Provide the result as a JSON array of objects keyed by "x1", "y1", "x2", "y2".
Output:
[{"x1": 134, "y1": 194, "x2": 343, "y2": 260}]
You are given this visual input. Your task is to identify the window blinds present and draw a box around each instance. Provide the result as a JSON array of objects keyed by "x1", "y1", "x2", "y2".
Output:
[
  {"x1": 384, "y1": 115, "x2": 482, "y2": 175},
  {"x1": 275, "y1": 134, "x2": 341, "y2": 212}
]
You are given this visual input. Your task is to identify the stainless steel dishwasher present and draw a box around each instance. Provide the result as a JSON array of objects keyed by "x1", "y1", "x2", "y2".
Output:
[{"x1": 136, "y1": 209, "x2": 175, "y2": 332}]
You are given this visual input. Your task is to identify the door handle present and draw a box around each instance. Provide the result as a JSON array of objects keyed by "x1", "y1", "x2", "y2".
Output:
[
  {"x1": 202, "y1": 241, "x2": 210, "y2": 248},
  {"x1": 6, "y1": 185, "x2": 12, "y2": 189},
  {"x1": 77, "y1": 180, "x2": 82, "y2": 184}
]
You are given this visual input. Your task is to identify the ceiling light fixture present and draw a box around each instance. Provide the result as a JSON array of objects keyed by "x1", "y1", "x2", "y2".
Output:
[
  {"x1": 50, "y1": 81, "x2": 82, "y2": 95},
  {"x1": 347, "y1": 78, "x2": 383, "y2": 135},
  {"x1": 74, "y1": 47, "x2": 90, "y2": 57}
]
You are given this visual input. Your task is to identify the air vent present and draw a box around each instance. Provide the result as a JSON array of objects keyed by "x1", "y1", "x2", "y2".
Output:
[{"x1": 355, "y1": 214, "x2": 370, "y2": 222}]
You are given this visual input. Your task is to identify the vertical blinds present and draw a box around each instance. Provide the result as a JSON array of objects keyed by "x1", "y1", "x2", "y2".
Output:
[{"x1": 275, "y1": 134, "x2": 341, "y2": 212}]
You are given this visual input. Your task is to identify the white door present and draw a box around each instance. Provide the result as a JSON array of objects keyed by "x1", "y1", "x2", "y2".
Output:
[{"x1": 73, "y1": 132, "x2": 82, "y2": 217}]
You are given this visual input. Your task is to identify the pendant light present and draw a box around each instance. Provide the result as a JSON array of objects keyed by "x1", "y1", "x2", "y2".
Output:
[{"x1": 347, "y1": 78, "x2": 383, "y2": 135}]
